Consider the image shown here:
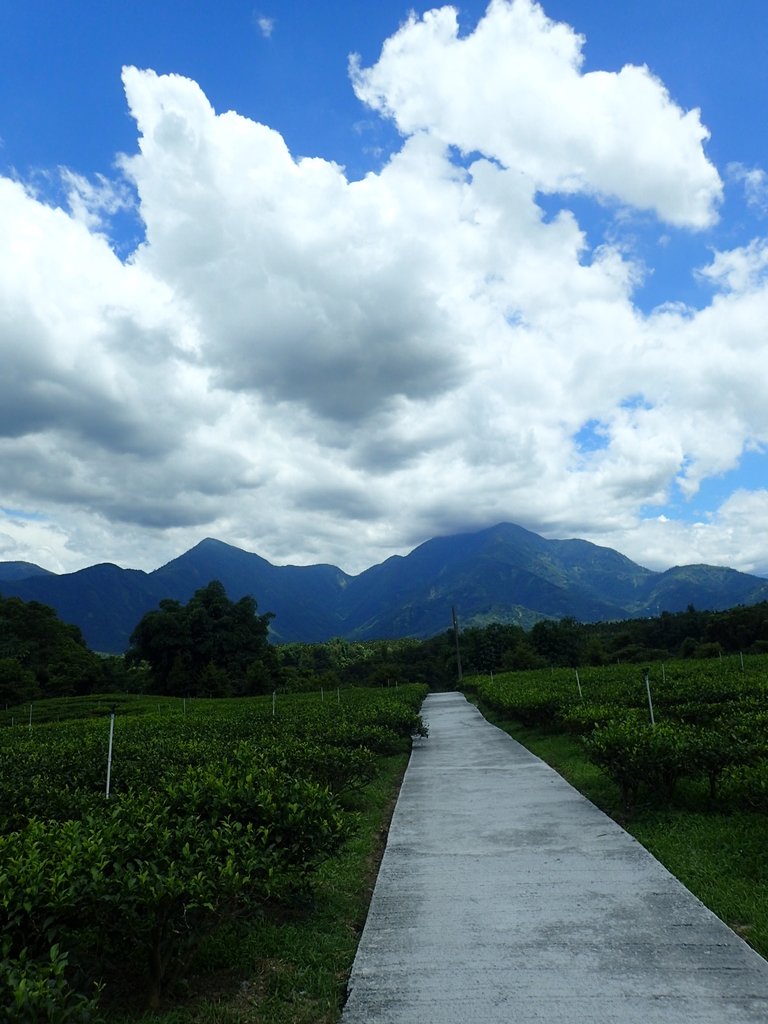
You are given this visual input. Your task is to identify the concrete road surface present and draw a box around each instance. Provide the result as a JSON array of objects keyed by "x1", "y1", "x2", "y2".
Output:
[{"x1": 341, "y1": 691, "x2": 768, "y2": 1023}]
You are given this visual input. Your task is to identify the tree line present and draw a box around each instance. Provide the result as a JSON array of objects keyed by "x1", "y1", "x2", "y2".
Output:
[
  {"x1": 0, "y1": 595, "x2": 124, "y2": 705},
  {"x1": 3, "y1": 582, "x2": 768, "y2": 703}
]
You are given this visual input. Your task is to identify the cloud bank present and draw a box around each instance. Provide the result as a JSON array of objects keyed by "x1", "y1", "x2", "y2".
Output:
[{"x1": 2, "y1": 0, "x2": 768, "y2": 579}]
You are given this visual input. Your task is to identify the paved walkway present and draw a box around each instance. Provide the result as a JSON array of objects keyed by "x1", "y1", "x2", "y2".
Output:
[{"x1": 341, "y1": 692, "x2": 768, "y2": 1023}]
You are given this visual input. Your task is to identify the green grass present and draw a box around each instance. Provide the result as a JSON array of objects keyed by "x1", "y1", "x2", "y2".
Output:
[
  {"x1": 476, "y1": 702, "x2": 768, "y2": 962},
  {"x1": 106, "y1": 753, "x2": 407, "y2": 1024},
  {"x1": 631, "y1": 811, "x2": 768, "y2": 953}
]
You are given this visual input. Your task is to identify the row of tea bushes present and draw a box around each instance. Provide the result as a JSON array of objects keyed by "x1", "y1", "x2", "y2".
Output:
[
  {"x1": 1, "y1": 685, "x2": 427, "y2": 1019},
  {"x1": 470, "y1": 659, "x2": 768, "y2": 810}
]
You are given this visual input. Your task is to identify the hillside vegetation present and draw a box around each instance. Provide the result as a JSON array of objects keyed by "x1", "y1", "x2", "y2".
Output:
[
  {"x1": 4, "y1": 523, "x2": 768, "y2": 651},
  {"x1": 5, "y1": 584, "x2": 768, "y2": 704}
]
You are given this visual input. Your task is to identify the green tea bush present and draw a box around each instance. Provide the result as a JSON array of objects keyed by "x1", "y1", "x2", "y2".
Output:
[
  {"x1": 583, "y1": 721, "x2": 698, "y2": 807},
  {"x1": 561, "y1": 703, "x2": 646, "y2": 735},
  {"x1": 1, "y1": 759, "x2": 349, "y2": 1008},
  {"x1": 476, "y1": 675, "x2": 566, "y2": 727},
  {"x1": 689, "y1": 727, "x2": 756, "y2": 800},
  {"x1": 266, "y1": 738, "x2": 377, "y2": 795},
  {"x1": 720, "y1": 760, "x2": 768, "y2": 811},
  {"x1": 0, "y1": 941, "x2": 103, "y2": 1024},
  {"x1": 0, "y1": 685, "x2": 428, "y2": 1012}
]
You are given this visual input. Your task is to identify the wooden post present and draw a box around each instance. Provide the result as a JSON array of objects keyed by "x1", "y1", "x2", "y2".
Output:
[{"x1": 452, "y1": 606, "x2": 462, "y2": 683}]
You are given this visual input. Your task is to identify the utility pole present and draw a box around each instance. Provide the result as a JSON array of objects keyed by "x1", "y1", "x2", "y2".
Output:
[{"x1": 452, "y1": 606, "x2": 463, "y2": 683}]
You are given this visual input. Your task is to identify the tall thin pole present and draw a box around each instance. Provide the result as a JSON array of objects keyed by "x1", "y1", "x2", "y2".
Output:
[
  {"x1": 644, "y1": 670, "x2": 655, "y2": 727},
  {"x1": 452, "y1": 606, "x2": 463, "y2": 683},
  {"x1": 105, "y1": 705, "x2": 116, "y2": 799}
]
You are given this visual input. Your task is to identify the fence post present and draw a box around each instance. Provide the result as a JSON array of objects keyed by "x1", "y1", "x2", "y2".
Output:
[
  {"x1": 644, "y1": 669, "x2": 655, "y2": 726},
  {"x1": 105, "y1": 705, "x2": 116, "y2": 799}
]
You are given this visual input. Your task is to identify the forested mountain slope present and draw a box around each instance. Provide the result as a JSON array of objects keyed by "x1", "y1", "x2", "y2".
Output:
[{"x1": 2, "y1": 523, "x2": 767, "y2": 652}]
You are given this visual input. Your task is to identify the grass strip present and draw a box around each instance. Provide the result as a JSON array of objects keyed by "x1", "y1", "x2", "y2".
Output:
[
  {"x1": 476, "y1": 703, "x2": 768, "y2": 962},
  {"x1": 109, "y1": 752, "x2": 408, "y2": 1024}
]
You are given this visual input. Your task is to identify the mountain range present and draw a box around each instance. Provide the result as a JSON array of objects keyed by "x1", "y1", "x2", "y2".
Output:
[{"x1": 2, "y1": 522, "x2": 768, "y2": 653}]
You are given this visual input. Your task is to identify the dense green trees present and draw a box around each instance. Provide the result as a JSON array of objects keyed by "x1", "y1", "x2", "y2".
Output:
[
  {"x1": 127, "y1": 581, "x2": 278, "y2": 695},
  {"x1": 7, "y1": 580, "x2": 768, "y2": 704},
  {"x1": 0, "y1": 595, "x2": 107, "y2": 704}
]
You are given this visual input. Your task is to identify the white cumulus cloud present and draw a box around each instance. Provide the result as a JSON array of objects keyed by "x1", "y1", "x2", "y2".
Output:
[
  {"x1": 350, "y1": 0, "x2": 722, "y2": 228},
  {"x1": 2, "y1": 1, "x2": 768, "y2": 581}
]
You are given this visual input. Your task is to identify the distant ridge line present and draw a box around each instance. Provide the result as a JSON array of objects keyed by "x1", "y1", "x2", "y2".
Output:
[{"x1": 2, "y1": 523, "x2": 768, "y2": 653}]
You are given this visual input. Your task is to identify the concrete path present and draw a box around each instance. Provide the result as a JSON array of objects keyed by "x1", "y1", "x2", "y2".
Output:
[{"x1": 341, "y1": 692, "x2": 768, "y2": 1023}]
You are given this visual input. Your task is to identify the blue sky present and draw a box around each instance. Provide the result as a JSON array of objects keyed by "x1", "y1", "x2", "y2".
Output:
[{"x1": 1, "y1": 0, "x2": 768, "y2": 576}]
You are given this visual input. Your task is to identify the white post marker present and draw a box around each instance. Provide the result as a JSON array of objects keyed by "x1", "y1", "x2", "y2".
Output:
[
  {"x1": 644, "y1": 670, "x2": 656, "y2": 727},
  {"x1": 106, "y1": 705, "x2": 116, "y2": 799},
  {"x1": 272, "y1": 690, "x2": 276, "y2": 717},
  {"x1": 575, "y1": 669, "x2": 583, "y2": 701}
]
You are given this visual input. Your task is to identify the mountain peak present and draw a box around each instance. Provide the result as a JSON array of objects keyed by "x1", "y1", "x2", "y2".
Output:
[
  {"x1": 192, "y1": 537, "x2": 240, "y2": 552},
  {"x1": 2, "y1": 522, "x2": 768, "y2": 652}
]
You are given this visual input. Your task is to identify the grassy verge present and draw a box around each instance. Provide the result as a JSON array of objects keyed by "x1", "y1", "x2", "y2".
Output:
[
  {"x1": 475, "y1": 702, "x2": 768, "y2": 962},
  {"x1": 109, "y1": 753, "x2": 408, "y2": 1024}
]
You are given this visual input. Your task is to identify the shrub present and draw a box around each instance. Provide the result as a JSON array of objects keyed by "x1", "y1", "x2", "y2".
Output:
[
  {"x1": 689, "y1": 727, "x2": 755, "y2": 800},
  {"x1": 583, "y1": 721, "x2": 698, "y2": 808},
  {"x1": 0, "y1": 941, "x2": 103, "y2": 1024}
]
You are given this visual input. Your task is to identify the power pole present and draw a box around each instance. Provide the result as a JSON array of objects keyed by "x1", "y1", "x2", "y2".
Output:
[{"x1": 452, "y1": 606, "x2": 463, "y2": 683}]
